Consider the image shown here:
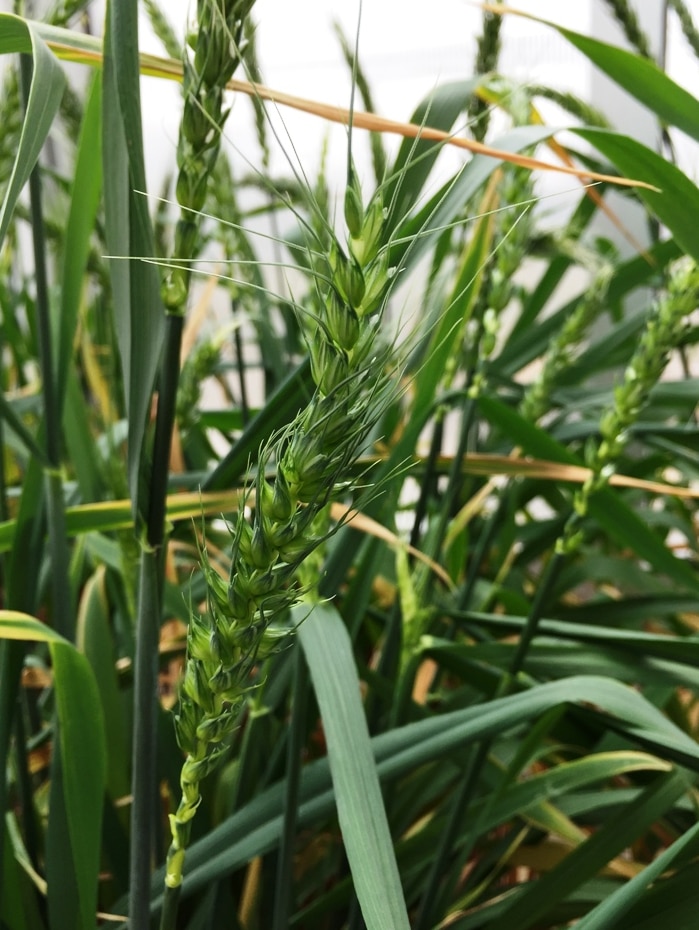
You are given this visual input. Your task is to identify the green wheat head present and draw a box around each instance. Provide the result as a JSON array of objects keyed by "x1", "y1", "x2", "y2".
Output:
[
  {"x1": 164, "y1": 0, "x2": 256, "y2": 312},
  {"x1": 165, "y1": 170, "x2": 397, "y2": 889},
  {"x1": 602, "y1": 0, "x2": 653, "y2": 58},
  {"x1": 557, "y1": 258, "x2": 699, "y2": 555}
]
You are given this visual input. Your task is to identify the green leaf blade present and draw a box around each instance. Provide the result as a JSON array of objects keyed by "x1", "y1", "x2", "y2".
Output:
[
  {"x1": 0, "y1": 14, "x2": 66, "y2": 250},
  {"x1": 573, "y1": 128, "x2": 699, "y2": 264},
  {"x1": 298, "y1": 602, "x2": 411, "y2": 930},
  {"x1": 56, "y1": 73, "x2": 103, "y2": 418},
  {"x1": 552, "y1": 21, "x2": 699, "y2": 141},
  {"x1": 0, "y1": 612, "x2": 106, "y2": 930}
]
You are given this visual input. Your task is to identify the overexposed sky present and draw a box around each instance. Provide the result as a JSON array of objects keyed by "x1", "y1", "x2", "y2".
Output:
[
  {"x1": 8, "y1": 1, "x2": 694, "y2": 247},
  {"x1": 135, "y1": 0, "x2": 699, "y2": 199}
]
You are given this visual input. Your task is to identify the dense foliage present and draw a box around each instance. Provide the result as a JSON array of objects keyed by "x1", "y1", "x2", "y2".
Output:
[{"x1": 1, "y1": 1, "x2": 699, "y2": 928}]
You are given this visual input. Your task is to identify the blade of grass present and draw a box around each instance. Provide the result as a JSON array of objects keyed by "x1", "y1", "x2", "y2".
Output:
[
  {"x1": 76, "y1": 568, "x2": 130, "y2": 803},
  {"x1": 612, "y1": 861, "x2": 699, "y2": 930},
  {"x1": 297, "y1": 601, "x2": 411, "y2": 930},
  {"x1": 55, "y1": 71, "x2": 102, "y2": 417},
  {"x1": 0, "y1": 489, "x2": 246, "y2": 551},
  {"x1": 383, "y1": 77, "x2": 481, "y2": 228},
  {"x1": 0, "y1": 14, "x2": 65, "y2": 249},
  {"x1": 0, "y1": 612, "x2": 106, "y2": 930},
  {"x1": 490, "y1": 769, "x2": 691, "y2": 930},
  {"x1": 132, "y1": 674, "x2": 699, "y2": 917},
  {"x1": 19, "y1": 51, "x2": 73, "y2": 640},
  {"x1": 573, "y1": 128, "x2": 699, "y2": 264},
  {"x1": 446, "y1": 611, "x2": 699, "y2": 666}
]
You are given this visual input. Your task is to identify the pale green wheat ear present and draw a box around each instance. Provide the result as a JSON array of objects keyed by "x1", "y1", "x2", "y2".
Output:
[
  {"x1": 162, "y1": 169, "x2": 399, "y2": 914},
  {"x1": 557, "y1": 258, "x2": 699, "y2": 556},
  {"x1": 164, "y1": 0, "x2": 256, "y2": 312}
]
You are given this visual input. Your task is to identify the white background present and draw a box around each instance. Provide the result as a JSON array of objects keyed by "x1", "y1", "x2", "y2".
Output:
[
  {"x1": 133, "y1": 0, "x2": 699, "y2": 195},
  {"x1": 6, "y1": 2, "x2": 698, "y2": 242}
]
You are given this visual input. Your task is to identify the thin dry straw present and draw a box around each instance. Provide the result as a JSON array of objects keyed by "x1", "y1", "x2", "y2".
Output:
[{"x1": 45, "y1": 38, "x2": 657, "y2": 192}]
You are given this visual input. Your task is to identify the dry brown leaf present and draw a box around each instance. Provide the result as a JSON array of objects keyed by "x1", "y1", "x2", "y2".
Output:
[
  {"x1": 441, "y1": 453, "x2": 699, "y2": 500},
  {"x1": 47, "y1": 43, "x2": 656, "y2": 192}
]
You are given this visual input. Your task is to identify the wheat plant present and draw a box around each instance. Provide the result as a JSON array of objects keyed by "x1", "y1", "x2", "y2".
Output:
[
  {"x1": 161, "y1": 175, "x2": 398, "y2": 926},
  {"x1": 2, "y1": 3, "x2": 699, "y2": 930}
]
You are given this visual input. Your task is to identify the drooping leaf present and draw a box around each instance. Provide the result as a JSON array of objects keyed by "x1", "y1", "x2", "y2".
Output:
[
  {"x1": 573, "y1": 128, "x2": 699, "y2": 264},
  {"x1": 76, "y1": 568, "x2": 130, "y2": 802},
  {"x1": 522, "y1": 11, "x2": 699, "y2": 142},
  {"x1": 141, "y1": 675, "x2": 699, "y2": 912},
  {"x1": 384, "y1": 78, "x2": 481, "y2": 230},
  {"x1": 0, "y1": 612, "x2": 106, "y2": 930},
  {"x1": 574, "y1": 818, "x2": 699, "y2": 930},
  {"x1": 490, "y1": 769, "x2": 690, "y2": 930},
  {"x1": 394, "y1": 125, "x2": 558, "y2": 270},
  {"x1": 0, "y1": 14, "x2": 65, "y2": 249}
]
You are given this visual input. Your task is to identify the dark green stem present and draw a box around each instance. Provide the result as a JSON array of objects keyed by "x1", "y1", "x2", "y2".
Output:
[
  {"x1": 159, "y1": 885, "x2": 181, "y2": 930},
  {"x1": 148, "y1": 314, "x2": 184, "y2": 547},
  {"x1": 364, "y1": 600, "x2": 402, "y2": 733},
  {"x1": 132, "y1": 314, "x2": 184, "y2": 930},
  {"x1": 13, "y1": 697, "x2": 41, "y2": 870},
  {"x1": 459, "y1": 491, "x2": 508, "y2": 610},
  {"x1": 423, "y1": 396, "x2": 477, "y2": 577},
  {"x1": 129, "y1": 548, "x2": 161, "y2": 930},
  {"x1": 408, "y1": 414, "x2": 444, "y2": 552},
  {"x1": 415, "y1": 546, "x2": 566, "y2": 928},
  {"x1": 413, "y1": 740, "x2": 490, "y2": 930},
  {"x1": 273, "y1": 648, "x2": 308, "y2": 930},
  {"x1": 233, "y1": 309, "x2": 250, "y2": 425},
  {"x1": 508, "y1": 549, "x2": 565, "y2": 677}
]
